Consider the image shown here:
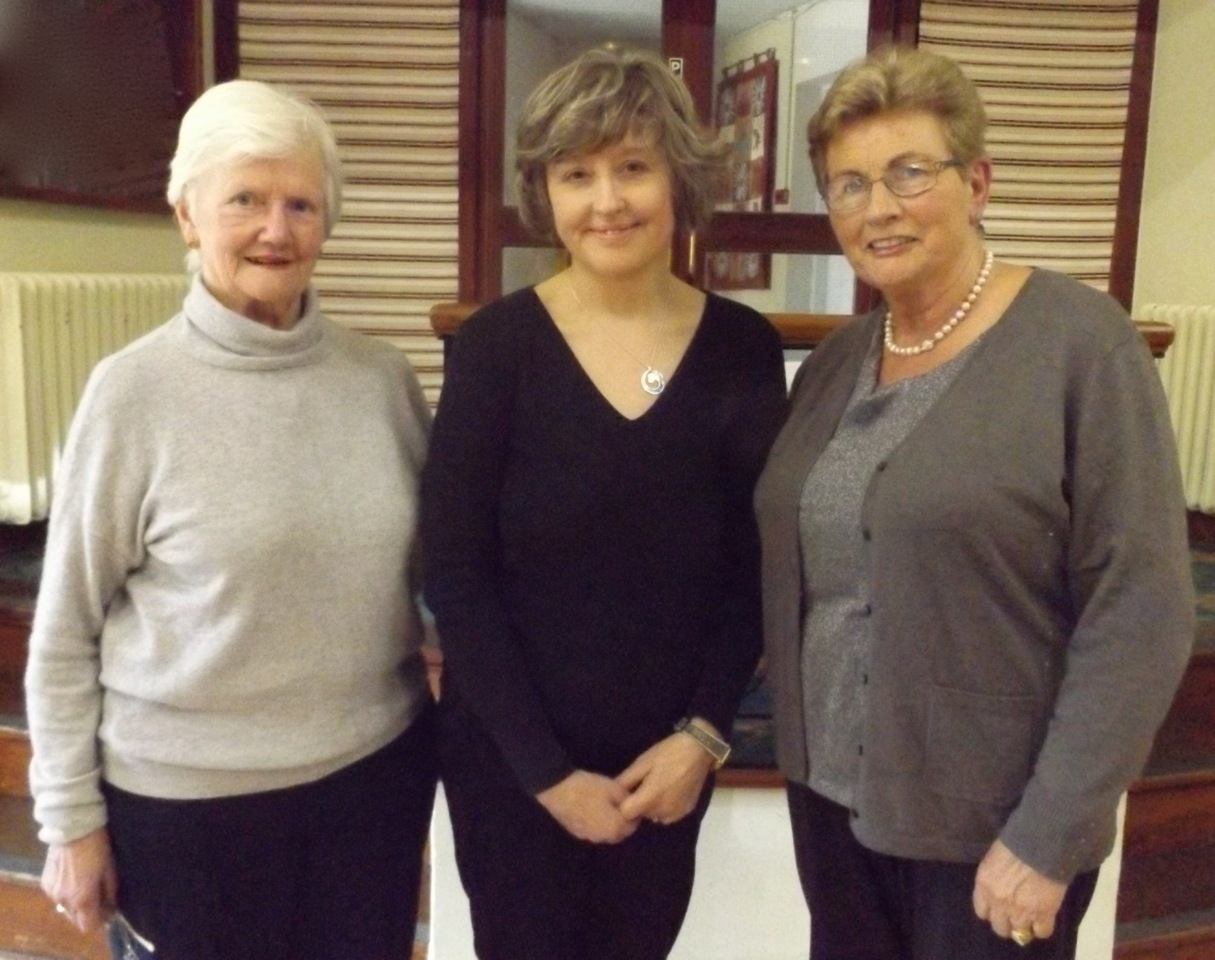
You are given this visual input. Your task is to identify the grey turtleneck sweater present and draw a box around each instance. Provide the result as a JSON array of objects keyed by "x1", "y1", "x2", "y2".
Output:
[{"x1": 26, "y1": 277, "x2": 432, "y2": 845}]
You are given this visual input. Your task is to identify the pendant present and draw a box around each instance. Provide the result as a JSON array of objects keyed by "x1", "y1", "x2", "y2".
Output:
[{"x1": 641, "y1": 367, "x2": 666, "y2": 396}]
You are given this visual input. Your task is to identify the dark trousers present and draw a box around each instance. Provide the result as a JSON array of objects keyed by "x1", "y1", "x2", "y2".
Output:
[
  {"x1": 104, "y1": 705, "x2": 437, "y2": 960},
  {"x1": 786, "y1": 782, "x2": 1100, "y2": 960},
  {"x1": 438, "y1": 695, "x2": 711, "y2": 960}
]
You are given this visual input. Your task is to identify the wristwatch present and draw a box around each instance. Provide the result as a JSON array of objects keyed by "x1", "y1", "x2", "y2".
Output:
[{"x1": 674, "y1": 716, "x2": 731, "y2": 770}]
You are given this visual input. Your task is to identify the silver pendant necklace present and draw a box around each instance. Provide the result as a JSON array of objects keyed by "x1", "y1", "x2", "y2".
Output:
[{"x1": 568, "y1": 278, "x2": 666, "y2": 396}]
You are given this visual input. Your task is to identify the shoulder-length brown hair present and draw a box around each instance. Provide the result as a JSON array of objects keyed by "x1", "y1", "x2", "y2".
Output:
[{"x1": 515, "y1": 46, "x2": 728, "y2": 242}]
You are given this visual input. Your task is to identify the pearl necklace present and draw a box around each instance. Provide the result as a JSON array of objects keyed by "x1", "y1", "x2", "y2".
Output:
[
  {"x1": 884, "y1": 250, "x2": 995, "y2": 357},
  {"x1": 569, "y1": 278, "x2": 666, "y2": 396}
]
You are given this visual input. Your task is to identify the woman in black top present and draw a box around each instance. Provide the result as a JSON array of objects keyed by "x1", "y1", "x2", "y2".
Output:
[{"x1": 422, "y1": 46, "x2": 787, "y2": 960}]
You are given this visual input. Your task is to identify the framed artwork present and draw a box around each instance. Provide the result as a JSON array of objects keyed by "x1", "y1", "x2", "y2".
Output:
[
  {"x1": 0, "y1": 0, "x2": 205, "y2": 211},
  {"x1": 708, "y1": 49, "x2": 778, "y2": 292}
]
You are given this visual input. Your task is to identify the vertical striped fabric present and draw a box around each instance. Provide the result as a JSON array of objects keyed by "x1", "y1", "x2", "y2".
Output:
[
  {"x1": 919, "y1": 0, "x2": 1139, "y2": 291},
  {"x1": 237, "y1": 0, "x2": 459, "y2": 402}
]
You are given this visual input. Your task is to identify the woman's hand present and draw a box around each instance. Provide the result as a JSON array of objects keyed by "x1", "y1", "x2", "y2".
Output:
[
  {"x1": 972, "y1": 839, "x2": 1067, "y2": 943},
  {"x1": 536, "y1": 770, "x2": 639, "y2": 844},
  {"x1": 42, "y1": 828, "x2": 118, "y2": 934},
  {"x1": 616, "y1": 733, "x2": 715, "y2": 825}
]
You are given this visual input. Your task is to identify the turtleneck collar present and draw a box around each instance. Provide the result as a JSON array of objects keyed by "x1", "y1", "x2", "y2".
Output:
[{"x1": 178, "y1": 274, "x2": 332, "y2": 370}]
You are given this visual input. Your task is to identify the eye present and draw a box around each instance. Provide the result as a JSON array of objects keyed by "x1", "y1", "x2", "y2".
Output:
[
  {"x1": 889, "y1": 163, "x2": 932, "y2": 187},
  {"x1": 288, "y1": 197, "x2": 319, "y2": 215},
  {"x1": 830, "y1": 175, "x2": 869, "y2": 199},
  {"x1": 230, "y1": 191, "x2": 256, "y2": 207},
  {"x1": 622, "y1": 158, "x2": 650, "y2": 175}
]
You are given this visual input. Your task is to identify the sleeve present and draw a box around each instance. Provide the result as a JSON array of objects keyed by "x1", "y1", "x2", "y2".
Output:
[
  {"x1": 24, "y1": 360, "x2": 150, "y2": 845},
  {"x1": 998, "y1": 326, "x2": 1196, "y2": 881},
  {"x1": 396, "y1": 354, "x2": 433, "y2": 642},
  {"x1": 686, "y1": 314, "x2": 789, "y2": 736},
  {"x1": 420, "y1": 309, "x2": 574, "y2": 795}
]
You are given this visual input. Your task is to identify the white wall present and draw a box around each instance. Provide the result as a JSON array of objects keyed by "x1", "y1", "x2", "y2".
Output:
[
  {"x1": 1133, "y1": 0, "x2": 1215, "y2": 309},
  {"x1": 0, "y1": 197, "x2": 184, "y2": 274}
]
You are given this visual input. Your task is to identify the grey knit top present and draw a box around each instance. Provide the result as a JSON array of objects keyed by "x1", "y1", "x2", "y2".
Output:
[
  {"x1": 798, "y1": 331, "x2": 978, "y2": 806},
  {"x1": 26, "y1": 277, "x2": 432, "y2": 845}
]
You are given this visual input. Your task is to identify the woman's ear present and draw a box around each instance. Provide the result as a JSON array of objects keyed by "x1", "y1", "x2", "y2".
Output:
[
  {"x1": 175, "y1": 200, "x2": 199, "y2": 249},
  {"x1": 966, "y1": 155, "x2": 994, "y2": 228}
]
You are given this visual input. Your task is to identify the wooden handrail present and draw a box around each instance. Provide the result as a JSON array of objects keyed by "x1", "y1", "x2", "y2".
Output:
[{"x1": 429, "y1": 302, "x2": 1175, "y2": 357}]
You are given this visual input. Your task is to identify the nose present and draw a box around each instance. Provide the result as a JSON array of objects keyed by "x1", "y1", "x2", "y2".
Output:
[
  {"x1": 592, "y1": 176, "x2": 626, "y2": 214},
  {"x1": 259, "y1": 203, "x2": 292, "y2": 242},
  {"x1": 863, "y1": 179, "x2": 901, "y2": 220}
]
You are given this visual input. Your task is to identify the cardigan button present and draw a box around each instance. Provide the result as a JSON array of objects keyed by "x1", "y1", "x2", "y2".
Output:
[{"x1": 862, "y1": 529, "x2": 872, "y2": 541}]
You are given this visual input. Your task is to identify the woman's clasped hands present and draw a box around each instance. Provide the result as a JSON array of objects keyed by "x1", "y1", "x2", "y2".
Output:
[{"x1": 536, "y1": 731, "x2": 718, "y2": 844}]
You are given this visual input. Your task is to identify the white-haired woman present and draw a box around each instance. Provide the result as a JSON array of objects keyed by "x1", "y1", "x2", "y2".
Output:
[{"x1": 24, "y1": 79, "x2": 436, "y2": 960}]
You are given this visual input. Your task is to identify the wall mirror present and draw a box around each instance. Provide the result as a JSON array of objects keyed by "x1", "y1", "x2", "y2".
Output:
[
  {"x1": 481, "y1": 0, "x2": 879, "y2": 312},
  {"x1": 0, "y1": 0, "x2": 205, "y2": 211}
]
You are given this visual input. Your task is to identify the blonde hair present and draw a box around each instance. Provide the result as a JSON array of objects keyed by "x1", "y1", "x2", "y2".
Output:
[
  {"x1": 807, "y1": 46, "x2": 987, "y2": 193},
  {"x1": 167, "y1": 80, "x2": 343, "y2": 272},
  {"x1": 515, "y1": 46, "x2": 727, "y2": 241}
]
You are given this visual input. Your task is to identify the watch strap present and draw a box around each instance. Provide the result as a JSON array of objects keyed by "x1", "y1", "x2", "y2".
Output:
[{"x1": 674, "y1": 717, "x2": 731, "y2": 769}]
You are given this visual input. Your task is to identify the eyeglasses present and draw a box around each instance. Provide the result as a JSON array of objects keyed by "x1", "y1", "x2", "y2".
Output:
[{"x1": 822, "y1": 159, "x2": 965, "y2": 214}]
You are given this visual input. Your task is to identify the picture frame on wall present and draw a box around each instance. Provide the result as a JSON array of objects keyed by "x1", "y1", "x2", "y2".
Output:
[
  {"x1": 0, "y1": 0, "x2": 206, "y2": 211},
  {"x1": 708, "y1": 49, "x2": 778, "y2": 292}
]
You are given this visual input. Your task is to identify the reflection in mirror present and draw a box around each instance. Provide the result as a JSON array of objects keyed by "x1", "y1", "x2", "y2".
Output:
[
  {"x1": 503, "y1": 245, "x2": 567, "y2": 297},
  {"x1": 704, "y1": 252, "x2": 855, "y2": 316},
  {"x1": 711, "y1": 0, "x2": 869, "y2": 217},
  {"x1": 503, "y1": 0, "x2": 663, "y2": 207},
  {"x1": 0, "y1": 0, "x2": 184, "y2": 207}
]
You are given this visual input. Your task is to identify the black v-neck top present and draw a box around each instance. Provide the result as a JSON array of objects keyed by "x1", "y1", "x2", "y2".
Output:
[{"x1": 422, "y1": 287, "x2": 787, "y2": 792}]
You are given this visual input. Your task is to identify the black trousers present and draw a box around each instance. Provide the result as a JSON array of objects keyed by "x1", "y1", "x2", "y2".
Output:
[
  {"x1": 786, "y1": 782, "x2": 1100, "y2": 960},
  {"x1": 104, "y1": 705, "x2": 437, "y2": 960},
  {"x1": 438, "y1": 695, "x2": 711, "y2": 960}
]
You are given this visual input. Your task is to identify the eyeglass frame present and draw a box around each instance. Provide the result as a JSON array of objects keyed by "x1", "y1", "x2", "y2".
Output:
[{"x1": 821, "y1": 158, "x2": 967, "y2": 215}]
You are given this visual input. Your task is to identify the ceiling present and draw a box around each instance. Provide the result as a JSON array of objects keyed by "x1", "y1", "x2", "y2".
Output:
[{"x1": 510, "y1": 0, "x2": 803, "y2": 45}]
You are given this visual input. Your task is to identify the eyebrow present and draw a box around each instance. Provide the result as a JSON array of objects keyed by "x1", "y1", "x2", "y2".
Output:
[{"x1": 831, "y1": 151, "x2": 933, "y2": 178}]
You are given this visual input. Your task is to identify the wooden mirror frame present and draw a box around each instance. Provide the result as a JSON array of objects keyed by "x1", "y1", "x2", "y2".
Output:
[{"x1": 457, "y1": 0, "x2": 1157, "y2": 311}]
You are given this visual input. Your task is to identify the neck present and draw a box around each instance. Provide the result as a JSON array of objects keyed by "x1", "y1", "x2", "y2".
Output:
[
  {"x1": 565, "y1": 263, "x2": 677, "y2": 325},
  {"x1": 885, "y1": 246, "x2": 988, "y2": 336}
]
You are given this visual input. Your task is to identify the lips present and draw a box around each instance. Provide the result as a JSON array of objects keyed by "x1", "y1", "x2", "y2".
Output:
[
  {"x1": 867, "y1": 236, "x2": 914, "y2": 254},
  {"x1": 588, "y1": 223, "x2": 639, "y2": 238}
]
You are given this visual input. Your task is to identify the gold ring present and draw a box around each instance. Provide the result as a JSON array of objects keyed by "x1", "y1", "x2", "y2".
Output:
[{"x1": 1011, "y1": 926, "x2": 1035, "y2": 947}]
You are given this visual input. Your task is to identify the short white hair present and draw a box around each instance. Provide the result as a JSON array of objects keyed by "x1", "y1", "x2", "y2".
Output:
[{"x1": 167, "y1": 80, "x2": 343, "y2": 269}]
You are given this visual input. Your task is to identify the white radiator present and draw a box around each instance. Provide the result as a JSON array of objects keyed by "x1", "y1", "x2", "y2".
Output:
[
  {"x1": 1148, "y1": 303, "x2": 1215, "y2": 514},
  {"x1": 0, "y1": 273, "x2": 189, "y2": 524}
]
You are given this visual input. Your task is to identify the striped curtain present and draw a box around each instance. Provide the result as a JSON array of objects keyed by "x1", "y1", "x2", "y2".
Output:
[
  {"x1": 919, "y1": 0, "x2": 1139, "y2": 291},
  {"x1": 237, "y1": 0, "x2": 459, "y2": 402}
]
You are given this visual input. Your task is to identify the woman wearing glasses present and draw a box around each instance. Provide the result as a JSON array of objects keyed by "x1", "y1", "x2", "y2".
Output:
[{"x1": 755, "y1": 47, "x2": 1193, "y2": 959}]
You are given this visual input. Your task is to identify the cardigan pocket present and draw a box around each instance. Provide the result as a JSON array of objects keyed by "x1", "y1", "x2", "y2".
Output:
[{"x1": 925, "y1": 684, "x2": 1037, "y2": 805}]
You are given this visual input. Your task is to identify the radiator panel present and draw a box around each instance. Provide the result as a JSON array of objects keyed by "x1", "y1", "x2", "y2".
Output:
[
  {"x1": 1148, "y1": 304, "x2": 1215, "y2": 515},
  {"x1": 0, "y1": 274, "x2": 188, "y2": 524}
]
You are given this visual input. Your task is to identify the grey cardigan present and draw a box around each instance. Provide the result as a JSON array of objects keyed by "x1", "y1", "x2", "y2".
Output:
[{"x1": 755, "y1": 269, "x2": 1195, "y2": 881}]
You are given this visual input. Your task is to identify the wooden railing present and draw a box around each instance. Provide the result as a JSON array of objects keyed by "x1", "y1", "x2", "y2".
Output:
[{"x1": 429, "y1": 302, "x2": 1176, "y2": 356}]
